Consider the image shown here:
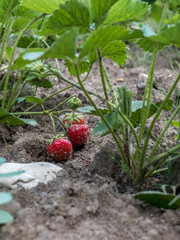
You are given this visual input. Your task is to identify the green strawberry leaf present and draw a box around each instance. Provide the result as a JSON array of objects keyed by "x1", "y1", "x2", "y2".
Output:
[
  {"x1": 20, "y1": 0, "x2": 65, "y2": 14},
  {"x1": 150, "y1": 22, "x2": 180, "y2": 47},
  {"x1": 0, "y1": 210, "x2": 14, "y2": 224},
  {"x1": 93, "y1": 112, "x2": 123, "y2": 137},
  {"x1": 171, "y1": 121, "x2": 180, "y2": 128},
  {"x1": 17, "y1": 36, "x2": 38, "y2": 48},
  {"x1": 38, "y1": 0, "x2": 90, "y2": 36},
  {"x1": 25, "y1": 96, "x2": 44, "y2": 104},
  {"x1": 137, "y1": 38, "x2": 165, "y2": 53},
  {"x1": 12, "y1": 17, "x2": 33, "y2": 33},
  {"x1": 132, "y1": 191, "x2": 180, "y2": 209},
  {"x1": 88, "y1": 51, "x2": 98, "y2": 65},
  {"x1": 79, "y1": 25, "x2": 129, "y2": 59},
  {"x1": 0, "y1": 107, "x2": 37, "y2": 126},
  {"x1": 137, "y1": 22, "x2": 180, "y2": 52},
  {"x1": 130, "y1": 99, "x2": 174, "y2": 127},
  {"x1": 91, "y1": 0, "x2": 118, "y2": 26},
  {"x1": 65, "y1": 59, "x2": 90, "y2": 76},
  {"x1": 14, "y1": 28, "x2": 78, "y2": 69},
  {"x1": 13, "y1": 5, "x2": 41, "y2": 18},
  {"x1": 0, "y1": 0, "x2": 19, "y2": 10},
  {"x1": 103, "y1": 0, "x2": 149, "y2": 25},
  {"x1": 101, "y1": 40, "x2": 127, "y2": 66},
  {"x1": 0, "y1": 157, "x2": 6, "y2": 166},
  {"x1": 0, "y1": 193, "x2": 12, "y2": 205},
  {"x1": 76, "y1": 106, "x2": 108, "y2": 115}
]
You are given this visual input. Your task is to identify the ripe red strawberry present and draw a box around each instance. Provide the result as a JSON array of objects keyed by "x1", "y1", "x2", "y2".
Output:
[
  {"x1": 62, "y1": 113, "x2": 85, "y2": 126},
  {"x1": 47, "y1": 138, "x2": 72, "y2": 162},
  {"x1": 67, "y1": 124, "x2": 90, "y2": 146}
]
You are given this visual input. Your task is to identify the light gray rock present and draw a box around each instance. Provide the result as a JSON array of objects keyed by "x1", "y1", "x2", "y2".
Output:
[
  {"x1": 0, "y1": 162, "x2": 64, "y2": 189},
  {"x1": 136, "y1": 73, "x2": 148, "y2": 95}
]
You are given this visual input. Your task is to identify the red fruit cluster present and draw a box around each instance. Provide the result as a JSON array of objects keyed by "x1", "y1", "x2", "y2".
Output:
[{"x1": 47, "y1": 114, "x2": 90, "y2": 162}]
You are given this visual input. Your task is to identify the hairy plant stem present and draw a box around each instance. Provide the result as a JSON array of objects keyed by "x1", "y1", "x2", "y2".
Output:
[
  {"x1": 11, "y1": 82, "x2": 27, "y2": 110},
  {"x1": 12, "y1": 109, "x2": 67, "y2": 116},
  {"x1": 146, "y1": 104, "x2": 180, "y2": 163},
  {"x1": 1, "y1": 14, "x2": 45, "y2": 109},
  {"x1": 137, "y1": 45, "x2": 158, "y2": 149},
  {"x1": 49, "y1": 114, "x2": 56, "y2": 135},
  {"x1": 103, "y1": 64, "x2": 118, "y2": 106},
  {"x1": 24, "y1": 85, "x2": 72, "y2": 113},
  {"x1": 6, "y1": 73, "x2": 25, "y2": 111},
  {"x1": 0, "y1": 0, "x2": 14, "y2": 56},
  {"x1": 23, "y1": 66, "x2": 92, "y2": 114},
  {"x1": 48, "y1": 94, "x2": 75, "y2": 112},
  {"x1": 51, "y1": 113, "x2": 66, "y2": 131},
  {"x1": 0, "y1": 19, "x2": 13, "y2": 68},
  {"x1": 74, "y1": 63, "x2": 129, "y2": 168},
  {"x1": 136, "y1": 46, "x2": 158, "y2": 182},
  {"x1": 97, "y1": 50, "x2": 112, "y2": 112},
  {"x1": 50, "y1": 68, "x2": 104, "y2": 100},
  {"x1": 158, "y1": 0, "x2": 169, "y2": 33}
]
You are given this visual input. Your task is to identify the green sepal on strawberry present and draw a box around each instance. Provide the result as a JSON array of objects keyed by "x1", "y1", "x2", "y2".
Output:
[
  {"x1": 63, "y1": 112, "x2": 85, "y2": 126},
  {"x1": 46, "y1": 137, "x2": 72, "y2": 162},
  {"x1": 67, "y1": 124, "x2": 90, "y2": 146}
]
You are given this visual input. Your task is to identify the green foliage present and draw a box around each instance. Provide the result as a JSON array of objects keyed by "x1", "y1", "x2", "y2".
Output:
[
  {"x1": 93, "y1": 112, "x2": 122, "y2": 137},
  {"x1": 0, "y1": 193, "x2": 12, "y2": 205},
  {"x1": 0, "y1": 0, "x2": 19, "y2": 11},
  {"x1": 130, "y1": 99, "x2": 174, "y2": 127},
  {"x1": 79, "y1": 25, "x2": 129, "y2": 59},
  {"x1": 20, "y1": 0, "x2": 65, "y2": 14},
  {"x1": 103, "y1": 0, "x2": 149, "y2": 25},
  {"x1": 25, "y1": 96, "x2": 44, "y2": 104},
  {"x1": 78, "y1": 97, "x2": 174, "y2": 136},
  {"x1": 77, "y1": 106, "x2": 107, "y2": 115},
  {"x1": 91, "y1": 0, "x2": 118, "y2": 26},
  {"x1": 137, "y1": 21, "x2": 180, "y2": 52},
  {"x1": 0, "y1": 157, "x2": 24, "y2": 224},
  {"x1": 133, "y1": 185, "x2": 180, "y2": 209},
  {"x1": 14, "y1": 28, "x2": 78, "y2": 69},
  {"x1": 0, "y1": 107, "x2": 37, "y2": 126},
  {"x1": 0, "y1": 210, "x2": 14, "y2": 224},
  {"x1": 17, "y1": 36, "x2": 39, "y2": 48},
  {"x1": 39, "y1": 0, "x2": 90, "y2": 35},
  {"x1": 143, "y1": 0, "x2": 156, "y2": 4},
  {"x1": 65, "y1": 59, "x2": 90, "y2": 76},
  {"x1": 101, "y1": 41, "x2": 127, "y2": 66}
]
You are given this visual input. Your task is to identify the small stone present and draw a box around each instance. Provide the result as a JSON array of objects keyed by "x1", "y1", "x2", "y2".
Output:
[
  {"x1": 136, "y1": 73, "x2": 148, "y2": 95},
  {"x1": 148, "y1": 229, "x2": 159, "y2": 237},
  {"x1": 0, "y1": 162, "x2": 64, "y2": 189}
]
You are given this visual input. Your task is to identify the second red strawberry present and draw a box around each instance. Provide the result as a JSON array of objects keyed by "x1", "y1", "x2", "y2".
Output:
[{"x1": 67, "y1": 124, "x2": 90, "y2": 146}]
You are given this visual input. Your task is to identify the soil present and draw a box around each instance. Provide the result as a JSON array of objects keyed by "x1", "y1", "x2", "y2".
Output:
[{"x1": 0, "y1": 45, "x2": 180, "y2": 240}]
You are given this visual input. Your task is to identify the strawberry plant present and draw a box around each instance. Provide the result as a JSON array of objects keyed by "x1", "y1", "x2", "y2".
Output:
[{"x1": 1, "y1": 0, "x2": 180, "y2": 185}]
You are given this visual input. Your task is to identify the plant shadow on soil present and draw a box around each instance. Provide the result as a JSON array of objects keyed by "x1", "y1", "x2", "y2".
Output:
[{"x1": 0, "y1": 46, "x2": 180, "y2": 240}]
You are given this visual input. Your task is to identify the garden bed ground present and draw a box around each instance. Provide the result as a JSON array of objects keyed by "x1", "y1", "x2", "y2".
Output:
[{"x1": 0, "y1": 46, "x2": 180, "y2": 240}]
